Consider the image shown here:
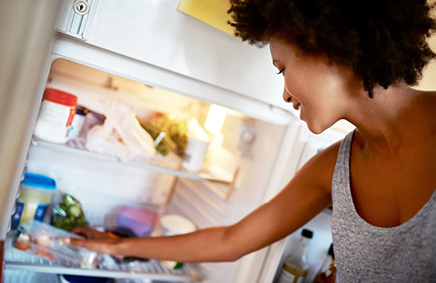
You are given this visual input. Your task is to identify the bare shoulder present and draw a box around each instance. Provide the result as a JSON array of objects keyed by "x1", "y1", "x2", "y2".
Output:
[{"x1": 294, "y1": 138, "x2": 343, "y2": 195}]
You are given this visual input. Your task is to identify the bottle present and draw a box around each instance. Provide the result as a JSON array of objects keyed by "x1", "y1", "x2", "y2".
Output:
[
  {"x1": 279, "y1": 228, "x2": 314, "y2": 283},
  {"x1": 68, "y1": 106, "x2": 88, "y2": 140},
  {"x1": 313, "y1": 243, "x2": 336, "y2": 283}
]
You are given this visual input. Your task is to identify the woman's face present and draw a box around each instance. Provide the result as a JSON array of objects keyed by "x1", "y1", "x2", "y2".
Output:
[{"x1": 269, "y1": 38, "x2": 360, "y2": 134}]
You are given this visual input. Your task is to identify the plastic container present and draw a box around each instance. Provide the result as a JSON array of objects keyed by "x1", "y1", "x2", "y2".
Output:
[
  {"x1": 33, "y1": 88, "x2": 78, "y2": 144},
  {"x1": 160, "y1": 214, "x2": 196, "y2": 236},
  {"x1": 117, "y1": 205, "x2": 158, "y2": 237},
  {"x1": 13, "y1": 220, "x2": 103, "y2": 269},
  {"x1": 182, "y1": 136, "x2": 210, "y2": 172},
  {"x1": 11, "y1": 173, "x2": 56, "y2": 229}
]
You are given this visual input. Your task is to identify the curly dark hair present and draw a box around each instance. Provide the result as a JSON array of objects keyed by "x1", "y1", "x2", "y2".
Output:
[{"x1": 228, "y1": 0, "x2": 436, "y2": 98}]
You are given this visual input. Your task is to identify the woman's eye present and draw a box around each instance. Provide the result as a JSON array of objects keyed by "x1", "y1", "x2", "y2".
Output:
[{"x1": 276, "y1": 69, "x2": 285, "y2": 75}]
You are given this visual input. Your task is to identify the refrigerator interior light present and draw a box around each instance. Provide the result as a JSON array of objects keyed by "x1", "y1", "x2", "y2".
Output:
[
  {"x1": 187, "y1": 118, "x2": 210, "y2": 141},
  {"x1": 204, "y1": 104, "x2": 227, "y2": 135}
]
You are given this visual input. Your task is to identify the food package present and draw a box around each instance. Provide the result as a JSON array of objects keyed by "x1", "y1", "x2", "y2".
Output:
[
  {"x1": 85, "y1": 100, "x2": 156, "y2": 161},
  {"x1": 139, "y1": 112, "x2": 188, "y2": 157},
  {"x1": 51, "y1": 193, "x2": 88, "y2": 232},
  {"x1": 13, "y1": 220, "x2": 103, "y2": 269},
  {"x1": 117, "y1": 205, "x2": 158, "y2": 237}
]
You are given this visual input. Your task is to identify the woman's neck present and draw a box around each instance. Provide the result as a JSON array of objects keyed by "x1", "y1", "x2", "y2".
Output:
[{"x1": 346, "y1": 83, "x2": 436, "y2": 157}]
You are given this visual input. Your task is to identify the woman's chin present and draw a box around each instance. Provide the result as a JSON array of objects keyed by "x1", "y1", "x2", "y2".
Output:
[{"x1": 305, "y1": 122, "x2": 327, "y2": 135}]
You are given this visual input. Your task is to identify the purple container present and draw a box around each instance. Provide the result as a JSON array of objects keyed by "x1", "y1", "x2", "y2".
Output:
[{"x1": 117, "y1": 206, "x2": 158, "y2": 237}]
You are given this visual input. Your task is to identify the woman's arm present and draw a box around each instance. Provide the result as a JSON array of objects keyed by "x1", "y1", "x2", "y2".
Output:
[{"x1": 65, "y1": 141, "x2": 340, "y2": 262}]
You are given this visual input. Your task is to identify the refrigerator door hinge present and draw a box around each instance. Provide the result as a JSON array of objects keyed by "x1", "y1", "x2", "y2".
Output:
[{"x1": 55, "y1": 0, "x2": 98, "y2": 40}]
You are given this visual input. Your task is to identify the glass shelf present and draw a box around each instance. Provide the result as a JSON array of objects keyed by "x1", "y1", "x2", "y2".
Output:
[{"x1": 33, "y1": 138, "x2": 234, "y2": 185}]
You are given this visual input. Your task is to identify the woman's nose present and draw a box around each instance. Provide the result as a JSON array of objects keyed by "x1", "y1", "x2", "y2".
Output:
[{"x1": 283, "y1": 87, "x2": 292, "y2": 103}]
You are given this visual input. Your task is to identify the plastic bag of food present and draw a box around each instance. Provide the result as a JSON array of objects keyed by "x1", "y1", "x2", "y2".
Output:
[
  {"x1": 139, "y1": 112, "x2": 188, "y2": 157},
  {"x1": 51, "y1": 193, "x2": 88, "y2": 232},
  {"x1": 85, "y1": 100, "x2": 156, "y2": 161},
  {"x1": 12, "y1": 220, "x2": 103, "y2": 269}
]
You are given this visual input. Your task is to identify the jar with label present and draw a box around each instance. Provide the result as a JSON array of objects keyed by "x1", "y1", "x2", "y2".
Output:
[
  {"x1": 279, "y1": 228, "x2": 314, "y2": 283},
  {"x1": 11, "y1": 173, "x2": 56, "y2": 229},
  {"x1": 33, "y1": 88, "x2": 78, "y2": 144}
]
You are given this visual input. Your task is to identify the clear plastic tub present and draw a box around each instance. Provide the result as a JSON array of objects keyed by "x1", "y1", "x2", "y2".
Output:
[{"x1": 12, "y1": 220, "x2": 103, "y2": 269}]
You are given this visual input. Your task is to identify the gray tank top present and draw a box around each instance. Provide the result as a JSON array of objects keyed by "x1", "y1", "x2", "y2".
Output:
[{"x1": 331, "y1": 131, "x2": 436, "y2": 282}]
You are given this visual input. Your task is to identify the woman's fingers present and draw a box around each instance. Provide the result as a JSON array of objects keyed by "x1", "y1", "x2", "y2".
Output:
[
  {"x1": 72, "y1": 226, "x2": 110, "y2": 240},
  {"x1": 61, "y1": 237, "x2": 87, "y2": 247},
  {"x1": 61, "y1": 237, "x2": 120, "y2": 256}
]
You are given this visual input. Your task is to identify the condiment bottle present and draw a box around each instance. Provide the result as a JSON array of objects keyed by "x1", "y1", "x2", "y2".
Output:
[
  {"x1": 313, "y1": 243, "x2": 336, "y2": 283},
  {"x1": 279, "y1": 228, "x2": 314, "y2": 283}
]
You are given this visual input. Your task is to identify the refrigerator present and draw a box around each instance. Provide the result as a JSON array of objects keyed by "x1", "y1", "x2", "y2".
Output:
[{"x1": 0, "y1": 1, "x2": 360, "y2": 282}]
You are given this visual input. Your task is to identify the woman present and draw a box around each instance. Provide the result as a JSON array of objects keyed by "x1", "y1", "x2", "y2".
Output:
[{"x1": 66, "y1": 0, "x2": 436, "y2": 281}]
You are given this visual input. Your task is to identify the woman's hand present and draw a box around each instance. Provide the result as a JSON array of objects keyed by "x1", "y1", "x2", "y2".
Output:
[
  {"x1": 62, "y1": 226, "x2": 123, "y2": 257},
  {"x1": 72, "y1": 226, "x2": 112, "y2": 240}
]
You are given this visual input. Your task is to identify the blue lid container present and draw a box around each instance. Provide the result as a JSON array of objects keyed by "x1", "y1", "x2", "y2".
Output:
[
  {"x1": 21, "y1": 173, "x2": 56, "y2": 190},
  {"x1": 12, "y1": 173, "x2": 56, "y2": 229}
]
